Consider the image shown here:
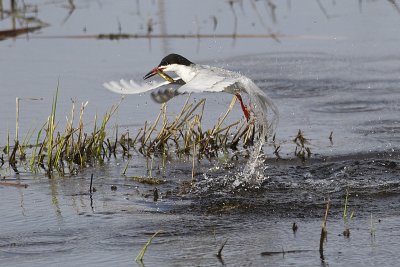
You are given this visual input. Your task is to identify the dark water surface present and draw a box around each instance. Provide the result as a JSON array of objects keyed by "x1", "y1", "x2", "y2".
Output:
[{"x1": 1, "y1": 1, "x2": 400, "y2": 266}]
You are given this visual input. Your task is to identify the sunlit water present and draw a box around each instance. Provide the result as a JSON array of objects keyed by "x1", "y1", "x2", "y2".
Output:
[{"x1": 1, "y1": 1, "x2": 400, "y2": 266}]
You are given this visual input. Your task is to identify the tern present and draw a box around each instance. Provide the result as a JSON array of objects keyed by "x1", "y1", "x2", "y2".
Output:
[{"x1": 104, "y1": 53, "x2": 278, "y2": 140}]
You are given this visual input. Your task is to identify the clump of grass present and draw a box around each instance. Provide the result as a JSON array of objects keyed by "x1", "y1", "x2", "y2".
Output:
[
  {"x1": 128, "y1": 96, "x2": 255, "y2": 164},
  {"x1": 6, "y1": 87, "x2": 123, "y2": 177}
]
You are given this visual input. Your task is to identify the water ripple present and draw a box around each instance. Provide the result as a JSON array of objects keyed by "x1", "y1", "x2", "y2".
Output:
[{"x1": 312, "y1": 100, "x2": 384, "y2": 113}]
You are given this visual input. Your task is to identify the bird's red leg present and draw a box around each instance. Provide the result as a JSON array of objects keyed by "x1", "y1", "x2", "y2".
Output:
[{"x1": 235, "y1": 93, "x2": 250, "y2": 121}]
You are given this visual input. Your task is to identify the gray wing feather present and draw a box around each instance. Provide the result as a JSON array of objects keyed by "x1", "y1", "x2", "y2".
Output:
[
  {"x1": 103, "y1": 77, "x2": 182, "y2": 95},
  {"x1": 177, "y1": 70, "x2": 239, "y2": 94}
]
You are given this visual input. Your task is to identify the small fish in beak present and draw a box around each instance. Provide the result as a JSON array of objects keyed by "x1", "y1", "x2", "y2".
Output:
[
  {"x1": 156, "y1": 69, "x2": 174, "y2": 83},
  {"x1": 143, "y1": 67, "x2": 174, "y2": 83}
]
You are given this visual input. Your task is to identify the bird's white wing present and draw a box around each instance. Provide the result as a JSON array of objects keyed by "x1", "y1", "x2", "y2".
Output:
[
  {"x1": 177, "y1": 69, "x2": 239, "y2": 94},
  {"x1": 103, "y1": 77, "x2": 181, "y2": 95}
]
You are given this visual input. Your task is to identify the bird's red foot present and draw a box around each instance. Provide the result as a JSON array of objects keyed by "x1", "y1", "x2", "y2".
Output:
[{"x1": 235, "y1": 93, "x2": 250, "y2": 121}]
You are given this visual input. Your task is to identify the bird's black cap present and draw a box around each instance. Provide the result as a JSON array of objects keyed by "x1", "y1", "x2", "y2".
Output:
[{"x1": 158, "y1": 54, "x2": 193, "y2": 67}]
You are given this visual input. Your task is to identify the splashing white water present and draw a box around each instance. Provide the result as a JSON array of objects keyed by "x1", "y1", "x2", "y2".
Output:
[{"x1": 239, "y1": 77, "x2": 279, "y2": 187}]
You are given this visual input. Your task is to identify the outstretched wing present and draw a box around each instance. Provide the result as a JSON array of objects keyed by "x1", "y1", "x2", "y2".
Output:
[
  {"x1": 149, "y1": 70, "x2": 239, "y2": 103},
  {"x1": 177, "y1": 68, "x2": 239, "y2": 94},
  {"x1": 103, "y1": 77, "x2": 183, "y2": 95}
]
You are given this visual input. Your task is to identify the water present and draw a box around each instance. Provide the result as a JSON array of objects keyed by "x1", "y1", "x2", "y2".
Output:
[{"x1": 1, "y1": 0, "x2": 400, "y2": 266}]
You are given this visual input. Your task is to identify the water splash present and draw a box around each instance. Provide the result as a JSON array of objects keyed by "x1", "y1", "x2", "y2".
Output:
[{"x1": 239, "y1": 77, "x2": 279, "y2": 187}]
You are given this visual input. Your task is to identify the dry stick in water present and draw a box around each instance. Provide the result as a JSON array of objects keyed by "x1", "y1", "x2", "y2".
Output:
[
  {"x1": 319, "y1": 199, "x2": 331, "y2": 261},
  {"x1": 216, "y1": 238, "x2": 228, "y2": 258},
  {"x1": 89, "y1": 173, "x2": 94, "y2": 194},
  {"x1": 15, "y1": 97, "x2": 19, "y2": 142},
  {"x1": 192, "y1": 130, "x2": 197, "y2": 183},
  {"x1": 89, "y1": 173, "x2": 94, "y2": 211}
]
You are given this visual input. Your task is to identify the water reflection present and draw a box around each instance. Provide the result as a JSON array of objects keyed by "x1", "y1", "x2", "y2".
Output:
[
  {"x1": 49, "y1": 177, "x2": 62, "y2": 218},
  {"x1": 5, "y1": 0, "x2": 400, "y2": 42},
  {"x1": 61, "y1": 0, "x2": 76, "y2": 25},
  {"x1": 0, "y1": 0, "x2": 47, "y2": 40}
]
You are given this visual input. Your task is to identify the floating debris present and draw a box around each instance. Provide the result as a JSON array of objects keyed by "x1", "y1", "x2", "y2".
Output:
[
  {"x1": 343, "y1": 228, "x2": 350, "y2": 238},
  {"x1": 131, "y1": 176, "x2": 166, "y2": 185}
]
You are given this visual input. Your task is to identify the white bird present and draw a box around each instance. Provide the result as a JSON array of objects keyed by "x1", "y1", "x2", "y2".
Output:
[{"x1": 103, "y1": 53, "x2": 278, "y2": 139}]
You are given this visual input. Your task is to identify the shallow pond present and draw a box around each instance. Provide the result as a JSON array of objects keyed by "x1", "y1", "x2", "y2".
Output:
[{"x1": 1, "y1": 0, "x2": 400, "y2": 266}]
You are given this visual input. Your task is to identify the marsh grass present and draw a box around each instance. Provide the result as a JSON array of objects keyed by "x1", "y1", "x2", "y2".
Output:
[
  {"x1": 129, "y1": 96, "x2": 255, "y2": 163},
  {"x1": 1, "y1": 86, "x2": 318, "y2": 180},
  {"x1": 135, "y1": 230, "x2": 162, "y2": 262},
  {"x1": 342, "y1": 188, "x2": 354, "y2": 237},
  {"x1": 343, "y1": 189, "x2": 354, "y2": 221},
  {"x1": 4, "y1": 87, "x2": 123, "y2": 177},
  {"x1": 2, "y1": 89, "x2": 262, "y2": 178}
]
